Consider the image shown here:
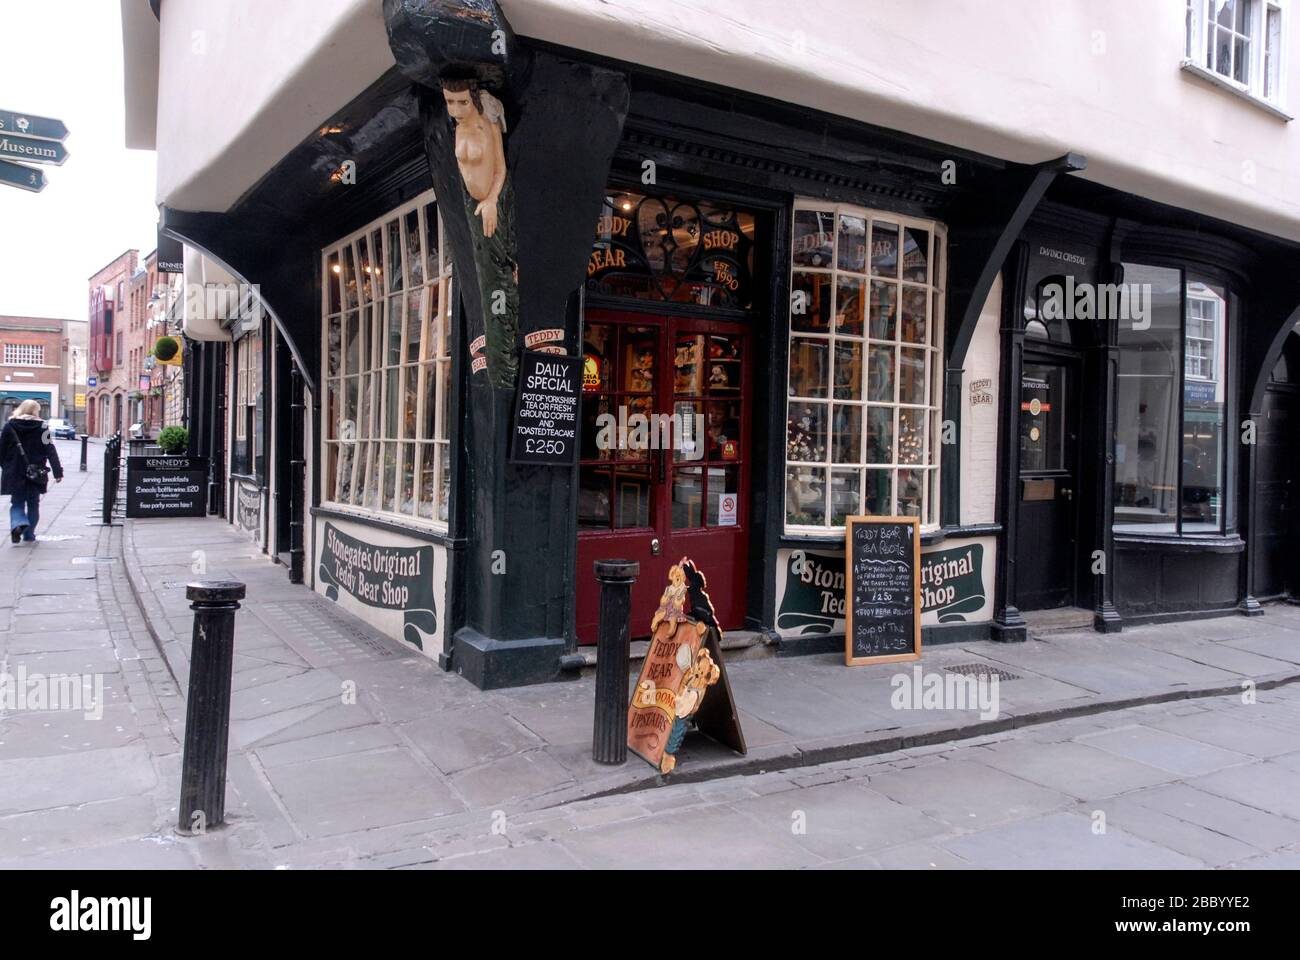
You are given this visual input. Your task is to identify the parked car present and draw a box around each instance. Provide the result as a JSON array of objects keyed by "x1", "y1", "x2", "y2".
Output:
[{"x1": 47, "y1": 418, "x2": 77, "y2": 440}]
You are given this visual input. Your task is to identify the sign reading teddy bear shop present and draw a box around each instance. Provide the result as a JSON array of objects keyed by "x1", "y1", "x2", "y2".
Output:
[
  {"x1": 627, "y1": 558, "x2": 746, "y2": 775},
  {"x1": 774, "y1": 537, "x2": 994, "y2": 637},
  {"x1": 316, "y1": 521, "x2": 440, "y2": 652}
]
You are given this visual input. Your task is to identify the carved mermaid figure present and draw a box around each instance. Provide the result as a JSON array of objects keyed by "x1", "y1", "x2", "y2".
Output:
[{"x1": 441, "y1": 76, "x2": 519, "y2": 388}]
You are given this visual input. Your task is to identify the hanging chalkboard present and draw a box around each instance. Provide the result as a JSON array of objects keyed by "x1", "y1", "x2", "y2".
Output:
[
  {"x1": 845, "y1": 515, "x2": 922, "y2": 666},
  {"x1": 509, "y1": 351, "x2": 582, "y2": 466}
]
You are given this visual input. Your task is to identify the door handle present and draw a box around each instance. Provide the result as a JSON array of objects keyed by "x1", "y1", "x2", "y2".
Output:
[
  {"x1": 1061, "y1": 487, "x2": 1073, "y2": 501},
  {"x1": 650, "y1": 537, "x2": 662, "y2": 556}
]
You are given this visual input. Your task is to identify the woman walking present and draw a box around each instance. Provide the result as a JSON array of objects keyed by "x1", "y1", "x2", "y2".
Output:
[{"x1": 0, "y1": 399, "x2": 63, "y2": 544}]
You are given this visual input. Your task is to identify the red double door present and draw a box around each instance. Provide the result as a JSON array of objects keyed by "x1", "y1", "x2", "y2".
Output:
[{"x1": 575, "y1": 308, "x2": 752, "y2": 643}]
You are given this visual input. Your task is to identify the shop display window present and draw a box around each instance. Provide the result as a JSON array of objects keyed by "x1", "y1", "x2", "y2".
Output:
[
  {"x1": 785, "y1": 202, "x2": 944, "y2": 532},
  {"x1": 321, "y1": 191, "x2": 453, "y2": 526},
  {"x1": 1114, "y1": 264, "x2": 1230, "y2": 536}
]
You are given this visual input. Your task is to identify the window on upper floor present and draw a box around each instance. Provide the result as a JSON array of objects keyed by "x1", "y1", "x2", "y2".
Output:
[
  {"x1": 3, "y1": 344, "x2": 44, "y2": 366},
  {"x1": 1186, "y1": 0, "x2": 1288, "y2": 107}
]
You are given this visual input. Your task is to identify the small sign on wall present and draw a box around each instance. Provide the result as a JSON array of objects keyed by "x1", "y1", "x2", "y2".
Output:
[
  {"x1": 317, "y1": 522, "x2": 439, "y2": 651},
  {"x1": 717, "y1": 492, "x2": 738, "y2": 527},
  {"x1": 509, "y1": 351, "x2": 581, "y2": 466}
]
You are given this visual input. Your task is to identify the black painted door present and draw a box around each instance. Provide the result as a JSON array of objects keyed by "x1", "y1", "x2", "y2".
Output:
[{"x1": 1015, "y1": 353, "x2": 1080, "y2": 610}]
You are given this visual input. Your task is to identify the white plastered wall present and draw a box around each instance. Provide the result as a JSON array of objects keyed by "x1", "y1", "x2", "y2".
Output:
[{"x1": 960, "y1": 276, "x2": 1002, "y2": 527}]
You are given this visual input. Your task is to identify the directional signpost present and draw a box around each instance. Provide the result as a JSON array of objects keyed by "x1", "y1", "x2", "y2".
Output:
[
  {"x1": 0, "y1": 159, "x2": 45, "y2": 192},
  {"x1": 0, "y1": 109, "x2": 69, "y2": 194},
  {"x1": 0, "y1": 109, "x2": 69, "y2": 141}
]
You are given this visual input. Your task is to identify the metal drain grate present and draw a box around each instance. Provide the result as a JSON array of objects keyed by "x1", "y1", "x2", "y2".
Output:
[{"x1": 943, "y1": 662, "x2": 1021, "y2": 681}]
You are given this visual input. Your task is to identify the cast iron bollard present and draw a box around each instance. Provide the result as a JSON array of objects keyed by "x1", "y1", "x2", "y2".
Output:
[
  {"x1": 79, "y1": 434, "x2": 89, "y2": 472},
  {"x1": 100, "y1": 434, "x2": 120, "y2": 525},
  {"x1": 178, "y1": 580, "x2": 246, "y2": 833},
  {"x1": 592, "y1": 559, "x2": 639, "y2": 765}
]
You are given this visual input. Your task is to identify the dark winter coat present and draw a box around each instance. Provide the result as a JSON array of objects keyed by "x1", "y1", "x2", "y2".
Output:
[{"x1": 0, "y1": 416, "x2": 64, "y2": 496}]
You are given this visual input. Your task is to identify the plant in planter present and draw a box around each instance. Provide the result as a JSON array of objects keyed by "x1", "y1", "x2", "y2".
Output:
[{"x1": 157, "y1": 426, "x2": 189, "y2": 455}]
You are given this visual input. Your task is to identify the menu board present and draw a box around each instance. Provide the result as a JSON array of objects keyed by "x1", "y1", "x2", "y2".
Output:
[
  {"x1": 125, "y1": 456, "x2": 208, "y2": 518},
  {"x1": 509, "y1": 351, "x2": 581, "y2": 466},
  {"x1": 844, "y1": 515, "x2": 921, "y2": 665}
]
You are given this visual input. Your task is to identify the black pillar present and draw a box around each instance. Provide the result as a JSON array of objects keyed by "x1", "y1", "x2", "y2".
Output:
[
  {"x1": 385, "y1": 0, "x2": 630, "y2": 688},
  {"x1": 991, "y1": 247, "x2": 1027, "y2": 642}
]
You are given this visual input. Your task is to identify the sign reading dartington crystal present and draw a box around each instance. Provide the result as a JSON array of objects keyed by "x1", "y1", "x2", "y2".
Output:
[{"x1": 125, "y1": 456, "x2": 209, "y2": 518}]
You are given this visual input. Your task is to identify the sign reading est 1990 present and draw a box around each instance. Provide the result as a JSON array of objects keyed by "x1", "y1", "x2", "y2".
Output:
[
  {"x1": 125, "y1": 456, "x2": 208, "y2": 518},
  {"x1": 509, "y1": 350, "x2": 581, "y2": 466}
]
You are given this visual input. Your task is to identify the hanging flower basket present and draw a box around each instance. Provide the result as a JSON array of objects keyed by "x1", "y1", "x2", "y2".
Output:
[{"x1": 153, "y1": 335, "x2": 181, "y2": 365}]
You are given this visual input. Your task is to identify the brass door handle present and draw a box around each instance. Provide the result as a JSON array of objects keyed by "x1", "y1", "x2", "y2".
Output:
[{"x1": 650, "y1": 538, "x2": 662, "y2": 556}]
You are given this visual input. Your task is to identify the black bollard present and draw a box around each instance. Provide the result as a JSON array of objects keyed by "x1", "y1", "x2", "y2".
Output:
[
  {"x1": 100, "y1": 435, "x2": 118, "y2": 525},
  {"x1": 79, "y1": 434, "x2": 89, "y2": 472},
  {"x1": 178, "y1": 580, "x2": 246, "y2": 833},
  {"x1": 592, "y1": 559, "x2": 639, "y2": 765}
]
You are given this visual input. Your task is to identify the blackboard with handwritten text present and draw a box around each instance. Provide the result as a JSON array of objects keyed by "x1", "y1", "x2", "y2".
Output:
[{"x1": 845, "y1": 516, "x2": 922, "y2": 665}]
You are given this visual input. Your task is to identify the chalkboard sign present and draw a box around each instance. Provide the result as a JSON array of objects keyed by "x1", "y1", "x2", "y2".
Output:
[
  {"x1": 844, "y1": 515, "x2": 921, "y2": 666},
  {"x1": 125, "y1": 456, "x2": 208, "y2": 518},
  {"x1": 509, "y1": 351, "x2": 581, "y2": 466}
]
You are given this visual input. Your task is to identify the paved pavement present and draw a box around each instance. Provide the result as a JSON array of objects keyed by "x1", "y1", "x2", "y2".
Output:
[
  {"x1": 406, "y1": 687, "x2": 1300, "y2": 869},
  {"x1": 1, "y1": 440, "x2": 1299, "y2": 868}
]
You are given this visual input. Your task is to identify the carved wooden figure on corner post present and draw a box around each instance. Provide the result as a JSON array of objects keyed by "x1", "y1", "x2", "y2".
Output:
[{"x1": 441, "y1": 75, "x2": 519, "y2": 388}]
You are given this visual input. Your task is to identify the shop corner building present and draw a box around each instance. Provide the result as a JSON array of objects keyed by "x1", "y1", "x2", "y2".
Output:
[{"x1": 121, "y1": 0, "x2": 1300, "y2": 688}]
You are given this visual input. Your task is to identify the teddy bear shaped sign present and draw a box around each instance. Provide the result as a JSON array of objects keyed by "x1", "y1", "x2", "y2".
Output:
[{"x1": 627, "y1": 558, "x2": 746, "y2": 774}]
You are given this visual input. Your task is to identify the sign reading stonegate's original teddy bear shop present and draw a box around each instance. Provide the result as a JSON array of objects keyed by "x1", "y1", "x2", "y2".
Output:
[{"x1": 626, "y1": 558, "x2": 745, "y2": 775}]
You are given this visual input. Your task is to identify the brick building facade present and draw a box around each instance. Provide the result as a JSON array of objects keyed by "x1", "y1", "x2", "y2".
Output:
[
  {"x1": 86, "y1": 249, "x2": 137, "y2": 437},
  {"x1": 0, "y1": 316, "x2": 72, "y2": 420}
]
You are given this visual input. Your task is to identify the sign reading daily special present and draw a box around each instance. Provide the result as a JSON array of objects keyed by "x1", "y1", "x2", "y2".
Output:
[
  {"x1": 774, "y1": 538, "x2": 993, "y2": 637},
  {"x1": 317, "y1": 522, "x2": 438, "y2": 651}
]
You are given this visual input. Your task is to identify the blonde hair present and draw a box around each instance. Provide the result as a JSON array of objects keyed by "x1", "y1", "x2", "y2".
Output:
[{"x1": 10, "y1": 399, "x2": 41, "y2": 418}]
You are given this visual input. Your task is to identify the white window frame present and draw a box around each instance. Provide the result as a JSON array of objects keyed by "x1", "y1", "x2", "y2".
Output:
[
  {"x1": 3, "y1": 343, "x2": 45, "y2": 366},
  {"x1": 1185, "y1": 0, "x2": 1290, "y2": 113},
  {"x1": 1184, "y1": 288, "x2": 1222, "y2": 383},
  {"x1": 320, "y1": 190, "x2": 454, "y2": 530},
  {"x1": 785, "y1": 200, "x2": 946, "y2": 536}
]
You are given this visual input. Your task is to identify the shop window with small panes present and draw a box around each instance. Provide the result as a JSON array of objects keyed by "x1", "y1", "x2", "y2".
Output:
[
  {"x1": 320, "y1": 191, "x2": 454, "y2": 527},
  {"x1": 785, "y1": 201, "x2": 945, "y2": 533}
]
